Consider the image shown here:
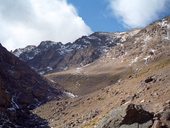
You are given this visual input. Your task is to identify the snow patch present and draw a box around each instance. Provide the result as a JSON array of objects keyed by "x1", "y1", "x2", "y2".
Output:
[
  {"x1": 103, "y1": 48, "x2": 109, "y2": 53},
  {"x1": 129, "y1": 57, "x2": 139, "y2": 65},
  {"x1": 157, "y1": 19, "x2": 168, "y2": 27},
  {"x1": 87, "y1": 35, "x2": 98, "y2": 40},
  {"x1": 7, "y1": 107, "x2": 16, "y2": 111},
  {"x1": 14, "y1": 49, "x2": 23, "y2": 57},
  {"x1": 82, "y1": 63, "x2": 90, "y2": 67},
  {"x1": 117, "y1": 43, "x2": 124, "y2": 47},
  {"x1": 39, "y1": 71, "x2": 45, "y2": 75},
  {"x1": 64, "y1": 91, "x2": 77, "y2": 98},
  {"x1": 49, "y1": 79, "x2": 56, "y2": 83},
  {"x1": 76, "y1": 67, "x2": 83, "y2": 74},
  {"x1": 13, "y1": 45, "x2": 36, "y2": 57},
  {"x1": 142, "y1": 35, "x2": 152, "y2": 51},
  {"x1": 150, "y1": 49, "x2": 156, "y2": 53},
  {"x1": 167, "y1": 24, "x2": 170, "y2": 40},
  {"x1": 143, "y1": 55, "x2": 151, "y2": 64},
  {"x1": 149, "y1": 49, "x2": 156, "y2": 55},
  {"x1": 47, "y1": 66, "x2": 53, "y2": 71},
  {"x1": 28, "y1": 56, "x2": 34, "y2": 60},
  {"x1": 64, "y1": 66, "x2": 68, "y2": 71},
  {"x1": 11, "y1": 96, "x2": 19, "y2": 109}
]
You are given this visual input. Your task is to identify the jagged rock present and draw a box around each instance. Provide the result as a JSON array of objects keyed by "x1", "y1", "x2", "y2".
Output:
[{"x1": 96, "y1": 104, "x2": 153, "y2": 128}]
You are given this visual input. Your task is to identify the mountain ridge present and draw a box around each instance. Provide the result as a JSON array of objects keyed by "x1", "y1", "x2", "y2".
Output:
[
  {"x1": 13, "y1": 29, "x2": 140, "y2": 74},
  {"x1": 13, "y1": 16, "x2": 170, "y2": 76}
]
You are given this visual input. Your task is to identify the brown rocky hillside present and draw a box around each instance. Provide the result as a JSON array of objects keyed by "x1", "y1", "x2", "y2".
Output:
[{"x1": 33, "y1": 17, "x2": 170, "y2": 128}]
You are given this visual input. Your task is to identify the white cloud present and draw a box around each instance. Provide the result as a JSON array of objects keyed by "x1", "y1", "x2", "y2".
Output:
[
  {"x1": 0, "y1": 0, "x2": 92, "y2": 50},
  {"x1": 108, "y1": 0, "x2": 169, "y2": 28}
]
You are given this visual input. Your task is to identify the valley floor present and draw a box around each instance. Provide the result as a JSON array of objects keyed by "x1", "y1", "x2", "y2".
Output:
[{"x1": 34, "y1": 58, "x2": 170, "y2": 128}]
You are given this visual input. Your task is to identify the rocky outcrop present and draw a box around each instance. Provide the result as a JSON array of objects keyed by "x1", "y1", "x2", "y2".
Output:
[
  {"x1": 96, "y1": 103, "x2": 170, "y2": 128},
  {"x1": 96, "y1": 104, "x2": 154, "y2": 128}
]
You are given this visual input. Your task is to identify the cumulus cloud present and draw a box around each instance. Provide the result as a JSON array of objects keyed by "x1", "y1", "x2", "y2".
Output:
[
  {"x1": 0, "y1": 0, "x2": 92, "y2": 50},
  {"x1": 108, "y1": 0, "x2": 169, "y2": 28}
]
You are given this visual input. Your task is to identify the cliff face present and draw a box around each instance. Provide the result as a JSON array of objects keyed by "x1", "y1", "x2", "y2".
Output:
[
  {"x1": 0, "y1": 43, "x2": 65, "y2": 110},
  {"x1": 0, "y1": 44, "x2": 66, "y2": 127}
]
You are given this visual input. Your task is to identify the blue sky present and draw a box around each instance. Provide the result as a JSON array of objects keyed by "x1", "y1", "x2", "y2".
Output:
[
  {"x1": 69, "y1": 0, "x2": 170, "y2": 32},
  {"x1": 0, "y1": 0, "x2": 170, "y2": 50},
  {"x1": 69, "y1": 0, "x2": 125, "y2": 32}
]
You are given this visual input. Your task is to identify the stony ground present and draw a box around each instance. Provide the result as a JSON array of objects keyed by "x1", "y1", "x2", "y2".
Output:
[
  {"x1": 34, "y1": 55, "x2": 170, "y2": 128},
  {"x1": 34, "y1": 18, "x2": 170, "y2": 127}
]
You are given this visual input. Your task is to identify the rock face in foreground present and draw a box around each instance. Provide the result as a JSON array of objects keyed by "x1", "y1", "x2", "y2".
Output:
[
  {"x1": 96, "y1": 103, "x2": 170, "y2": 128},
  {"x1": 96, "y1": 104, "x2": 154, "y2": 128},
  {"x1": 0, "y1": 44, "x2": 65, "y2": 127}
]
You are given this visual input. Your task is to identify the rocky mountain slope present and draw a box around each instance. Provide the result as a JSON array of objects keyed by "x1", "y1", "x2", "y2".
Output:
[
  {"x1": 13, "y1": 30, "x2": 140, "y2": 74},
  {"x1": 46, "y1": 17, "x2": 170, "y2": 96},
  {"x1": 32, "y1": 17, "x2": 170, "y2": 128},
  {"x1": 0, "y1": 44, "x2": 66, "y2": 127},
  {"x1": 2, "y1": 16, "x2": 169, "y2": 128}
]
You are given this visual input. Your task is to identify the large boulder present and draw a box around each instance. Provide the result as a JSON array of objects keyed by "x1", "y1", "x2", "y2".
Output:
[{"x1": 96, "y1": 104, "x2": 154, "y2": 128}]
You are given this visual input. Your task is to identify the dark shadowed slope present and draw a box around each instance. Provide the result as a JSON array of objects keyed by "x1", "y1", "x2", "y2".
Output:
[{"x1": 0, "y1": 44, "x2": 66, "y2": 127}]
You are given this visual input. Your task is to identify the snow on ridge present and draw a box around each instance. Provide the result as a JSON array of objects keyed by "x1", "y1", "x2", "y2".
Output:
[
  {"x1": 87, "y1": 35, "x2": 99, "y2": 40},
  {"x1": 14, "y1": 49, "x2": 23, "y2": 57},
  {"x1": 13, "y1": 45, "x2": 36, "y2": 57},
  {"x1": 157, "y1": 18, "x2": 168, "y2": 28},
  {"x1": 39, "y1": 41, "x2": 61, "y2": 47}
]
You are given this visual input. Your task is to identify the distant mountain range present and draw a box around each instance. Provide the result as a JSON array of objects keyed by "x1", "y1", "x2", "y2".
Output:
[
  {"x1": 13, "y1": 30, "x2": 140, "y2": 74},
  {"x1": 13, "y1": 17, "x2": 170, "y2": 76}
]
